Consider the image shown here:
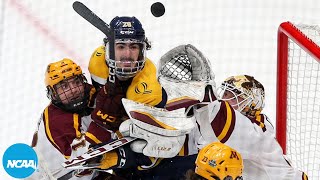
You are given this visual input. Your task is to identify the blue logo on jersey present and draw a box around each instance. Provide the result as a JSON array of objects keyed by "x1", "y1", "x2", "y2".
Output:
[{"x1": 2, "y1": 143, "x2": 38, "y2": 178}]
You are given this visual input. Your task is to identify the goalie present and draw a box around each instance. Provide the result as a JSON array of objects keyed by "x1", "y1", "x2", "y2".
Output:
[{"x1": 116, "y1": 44, "x2": 308, "y2": 179}]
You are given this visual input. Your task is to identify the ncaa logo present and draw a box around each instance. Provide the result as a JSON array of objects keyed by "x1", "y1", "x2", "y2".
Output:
[{"x1": 2, "y1": 143, "x2": 38, "y2": 178}]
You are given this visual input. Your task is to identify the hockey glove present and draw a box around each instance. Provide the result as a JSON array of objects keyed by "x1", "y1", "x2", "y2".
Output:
[
  {"x1": 97, "y1": 145, "x2": 135, "y2": 170},
  {"x1": 91, "y1": 81, "x2": 126, "y2": 131},
  {"x1": 98, "y1": 146, "x2": 163, "y2": 171}
]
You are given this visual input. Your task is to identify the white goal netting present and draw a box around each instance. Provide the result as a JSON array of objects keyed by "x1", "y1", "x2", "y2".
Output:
[{"x1": 278, "y1": 23, "x2": 320, "y2": 179}]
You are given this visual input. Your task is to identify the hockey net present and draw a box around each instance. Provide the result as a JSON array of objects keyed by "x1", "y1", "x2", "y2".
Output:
[{"x1": 276, "y1": 21, "x2": 320, "y2": 179}]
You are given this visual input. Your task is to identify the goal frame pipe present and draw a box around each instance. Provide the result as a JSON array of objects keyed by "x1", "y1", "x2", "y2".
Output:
[{"x1": 276, "y1": 21, "x2": 320, "y2": 154}]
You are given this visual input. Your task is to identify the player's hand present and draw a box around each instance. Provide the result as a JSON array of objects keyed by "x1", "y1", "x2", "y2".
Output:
[
  {"x1": 97, "y1": 145, "x2": 135, "y2": 170},
  {"x1": 91, "y1": 81, "x2": 126, "y2": 131}
]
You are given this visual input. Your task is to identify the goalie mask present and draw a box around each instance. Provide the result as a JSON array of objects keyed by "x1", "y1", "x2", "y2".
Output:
[
  {"x1": 45, "y1": 58, "x2": 88, "y2": 112},
  {"x1": 105, "y1": 16, "x2": 151, "y2": 80},
  {"x1": 195, "y1": 142, "x2": 243, "y2": 180},
  {"x1": 158, "y1": 44, "x2": 216, "y2": 101},
  {"x1": 218, "y1": 75, "x2": 265, "y2": 117}
]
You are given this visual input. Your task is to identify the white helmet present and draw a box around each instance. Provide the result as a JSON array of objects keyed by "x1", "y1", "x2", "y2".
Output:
[{"x1": 218, "y1": 75, "x2": 265, "y2": 117}]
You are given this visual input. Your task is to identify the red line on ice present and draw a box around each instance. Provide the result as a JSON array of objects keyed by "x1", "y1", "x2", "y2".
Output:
[{"x1": 8, "y1": 0, "x2": 86, "y2": 67}]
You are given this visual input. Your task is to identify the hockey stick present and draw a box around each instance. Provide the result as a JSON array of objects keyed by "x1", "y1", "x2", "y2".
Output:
[
  {"x1": 72, "y1": 1, "x2": 116, "y2": 93},
  {"x1": 62, "y1": 137, "x2": 136, "y2": 169}
]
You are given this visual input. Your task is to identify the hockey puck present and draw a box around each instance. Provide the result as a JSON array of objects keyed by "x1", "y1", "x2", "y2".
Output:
[{"x1": 151, "y1": 2, "x2": 165, "y2": 17}]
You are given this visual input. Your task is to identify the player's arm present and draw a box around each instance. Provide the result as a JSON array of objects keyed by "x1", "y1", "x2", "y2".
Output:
[
  {"x1": 42, "y1": 105, "x2": 88, "y2": 159},
  {"x1": 85, "y1": 79, "x2": 126, "y2": 146}
]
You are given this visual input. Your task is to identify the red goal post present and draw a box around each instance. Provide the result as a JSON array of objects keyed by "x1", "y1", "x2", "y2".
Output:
[{"x1": 276, "y1": 21, "x2": 320, "y2": 178}]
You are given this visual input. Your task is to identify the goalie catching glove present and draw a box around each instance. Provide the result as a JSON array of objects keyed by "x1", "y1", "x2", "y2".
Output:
[
  {"x1": 158, "y1": 44, "x2": 217, "y2": 102},
  {"x1": 91, "y1": 81, "x2": 126, "y2": 131}
]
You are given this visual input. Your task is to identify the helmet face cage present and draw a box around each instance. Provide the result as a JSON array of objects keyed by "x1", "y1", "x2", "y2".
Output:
[
  {"x1": 218, "y1": 83, "x2": 254, "y2": 112},
  {"x1": 47, "y1": 75, "x2": 88, "y2": 112},
  {"x1": 106, "y1": 39, "x2": 147, "y2": 80},
  {"x1": 105, "y1": 16, "x2": 149, "y2": 80},
  {"x1": 218, "y1": 75, "x2": 265, "y2": 117}
]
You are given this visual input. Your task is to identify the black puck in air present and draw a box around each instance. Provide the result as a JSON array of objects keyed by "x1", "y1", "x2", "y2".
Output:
[{"x1": 151, "y1": 2, "x2": 165, "y2": 17}]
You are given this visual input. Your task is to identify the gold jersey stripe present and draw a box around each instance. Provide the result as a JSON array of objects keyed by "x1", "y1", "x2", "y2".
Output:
[
  {"x1": 217, "y1": 102, "x2": 233, "y2": 141},
  {"x1": 44, "y1": 107, "x2": 61, "y2": 151},
  {"x1": 73, "y1": 114, "x2": 81, "y2": 139},
  {"x1": 85, "y1": 132, "x2": 102, "y2": 144}
]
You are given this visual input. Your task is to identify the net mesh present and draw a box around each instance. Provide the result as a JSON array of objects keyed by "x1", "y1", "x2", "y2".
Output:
[{"x1": 286, "y1": 24, "x2": 320, "y2": 179}]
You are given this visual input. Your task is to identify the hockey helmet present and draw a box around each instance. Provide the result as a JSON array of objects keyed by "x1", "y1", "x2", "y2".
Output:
[
  {"x1": 45, "y1": 58, "x2": 88, "y2": 112},
  {"x1": 195, "y1": 142, "x2": 243, "y2": 180},
  {"x1": 218, "y1": 75, "x2": 265, "y2": 117},
  {"x1": 105, "y1": 16, "x2": 150, "y2": 80}
]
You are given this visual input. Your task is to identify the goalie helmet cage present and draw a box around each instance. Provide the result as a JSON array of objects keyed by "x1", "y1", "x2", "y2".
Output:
[{"x1": 276, "y1": 21, "x2": 320, "y2": 179}]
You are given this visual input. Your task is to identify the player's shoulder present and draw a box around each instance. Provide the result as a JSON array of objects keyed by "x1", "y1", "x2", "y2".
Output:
[
  {"x1": 88, "y1": 46, "x2": 108, "y2": 79},
  {"x1": 43, "y1": 103, "x2": 74, "y2": 124},
  {"x1": 43, "y1": 104, "x2": 82, "y2": 138},
  {"x1": 134, "y1": 58, "x2": 157, "y2": 80},
  {"x1": 127, "y1": 58, "x2": 164, "y2": 106},
  {"x1": 90, "y1": 45, "x2": 106, "y2": 58},
  {"x1": 144, "y1": 58, "x2": 156, "y2": 72},
  {"x1": 45, "y1": 104, "x2": 70, "y2": 116}
]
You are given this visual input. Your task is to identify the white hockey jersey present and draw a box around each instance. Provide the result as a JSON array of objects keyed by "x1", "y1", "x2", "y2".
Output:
[
  {"x1": 27, "y1": 104, "x2": 96, "y2": 180},
  {"x1": 122, "y1": 97, "x2": 307, "y2": 180},
  {"x1": 191, "y1": 100, "x2": 306, "y2": 180}
]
